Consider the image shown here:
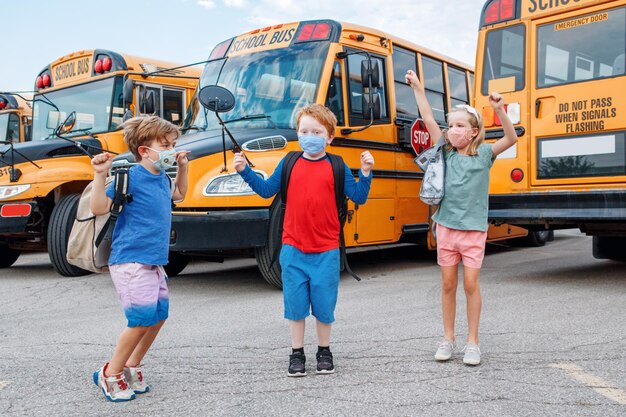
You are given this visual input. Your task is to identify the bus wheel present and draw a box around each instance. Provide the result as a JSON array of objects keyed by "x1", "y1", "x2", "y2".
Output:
[
  {"x1": 164, "y1": 251, "x2": 190, "y2": 277},
  {"x1": 0, "y1": 244, "x2": 21, "y2": 268},
  {"x1": 48, "y1": 194, "x2": 91, "y2": 277},
  {"x1": 254, "y1": 200, "x2": 283, "y2": 289},
  {"x1": 511, "y1": 230, "x2": 551, "y2": 247},
  {"x1": 592, "y1": 236, "x2": 626, "y2": 261}
]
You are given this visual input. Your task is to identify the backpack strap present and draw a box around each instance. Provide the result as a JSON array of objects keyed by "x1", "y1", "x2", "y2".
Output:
[
  {"x1": 280, "y1": 151, "x2": 304, "y2": 207},
  {"x1": 95, "y1": 169, "x2": 131, "y2": 248},
  {"x1": 269, "y1": 151, "x2": 303, "y2": 270},
  {"x1": 327, "y1": 153, "x2": 361, "y2": 281}
]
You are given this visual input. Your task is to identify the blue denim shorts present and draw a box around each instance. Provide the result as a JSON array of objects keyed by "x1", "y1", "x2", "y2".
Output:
[{"x1": 279, "y1": 244, "x2": 340, "y2": 324}]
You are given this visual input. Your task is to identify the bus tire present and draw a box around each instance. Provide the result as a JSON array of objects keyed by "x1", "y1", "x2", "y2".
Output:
[
  {"x1": 511, "y1": 230, "x2": 551, "y2": 247},
  {"x1": 0, "y1": 244, "x2": 20, "y2": 268},
  {"x1": 164, "y1": 251, "x2": 190, "y2": 277},
  {"x1": 48, "y1": 194, "x2": 91, "y2": 277},
  {"x1": 254, "y1": 199, "x2": 283, "y2": 289},
  {"x1": 592, "y1": 236, "x2": 626, "y2": 261}
]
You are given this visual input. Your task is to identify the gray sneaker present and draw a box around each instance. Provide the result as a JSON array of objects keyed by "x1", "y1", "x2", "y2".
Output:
[
  {"x1": 462, "y1": 343, "x2": 481, "y2": 366},
  {"x1": 434, "y1": 339, "x2": 455, "y2": 361}
]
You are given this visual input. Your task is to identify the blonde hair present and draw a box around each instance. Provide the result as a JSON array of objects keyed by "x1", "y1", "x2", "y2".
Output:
[
  {"x1": 444, "y1": 107, "x2": 485, "y2": 156},
  {"x1": 122, "y1": 116, "x2": 180, "y2": 161},
  {"x1": 296, "y1": 104, "x2": 337, "y2": 137}
]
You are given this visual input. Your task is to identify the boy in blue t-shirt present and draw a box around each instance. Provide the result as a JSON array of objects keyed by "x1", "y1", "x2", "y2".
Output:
[{"x1": 90, "y1": 116, "x2": 189, "y2": 402}]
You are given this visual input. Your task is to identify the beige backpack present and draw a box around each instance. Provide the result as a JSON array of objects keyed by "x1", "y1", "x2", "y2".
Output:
[{"x1": 66, "y1": 169, "x2": 130, "y2": 273}]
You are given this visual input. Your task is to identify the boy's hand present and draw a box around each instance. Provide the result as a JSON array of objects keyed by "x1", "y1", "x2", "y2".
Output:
[
  {"x1": 91, "y1": 152, "x2": 112, "y2": 175},
  {"x1": 175, "y1": 150, "x2": 191, "y2": 168},
  {"x1": 489, "y1": 92, "x2": 505, "y2": 112},
  {"x1": 405, "y1": 70, "x2": 424, "y2": 92},
  {"x1": 233, "y1": 152, "x2": 247, "y2": 173},
  {"x1": 360, "y1": 151, "x2": 374, "y2": 176}
]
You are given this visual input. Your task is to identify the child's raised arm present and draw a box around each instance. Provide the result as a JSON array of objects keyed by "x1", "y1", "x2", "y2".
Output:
[
  {"x1": 405, "y1": 70, "x2": 443, "y2": 142},
  {"x1": 489, "y1": 92, "x2": 518, "y2": 157},
  {"x1": 90, "y1": 153, "x2": 113, "y2": 216}
]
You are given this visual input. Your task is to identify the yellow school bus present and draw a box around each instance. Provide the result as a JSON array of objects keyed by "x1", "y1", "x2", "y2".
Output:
[
  {"x1": 476, "y1": 0, "x2": 626, "y2": 255},
  {"x1": 0, "y1": 49, "x2": 200, "y2": 274},
  {"x1": 0, "y1": 93, "x2": 32, "y2": 143},
  {"x1": 131, "y1": 20, "x2": 524, "y2": 287}
]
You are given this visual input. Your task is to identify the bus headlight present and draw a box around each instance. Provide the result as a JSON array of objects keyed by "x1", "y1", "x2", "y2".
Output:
[
  {"x1": 0, "y1": 184, "x2": 31, "y2": 200},
  {"x1": 203, "y1": 171, "x2": 266, "y2": 196}
]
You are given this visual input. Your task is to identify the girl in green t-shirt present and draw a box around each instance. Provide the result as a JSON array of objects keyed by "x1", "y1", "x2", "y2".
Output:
[{"x1": 405, "y1": 69, "x2": 518, "y2": 366}]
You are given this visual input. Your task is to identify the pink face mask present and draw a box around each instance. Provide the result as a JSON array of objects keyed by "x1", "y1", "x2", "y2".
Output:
[{"x1": 447, "y1": 127, "x2": 472, "y2": 149}]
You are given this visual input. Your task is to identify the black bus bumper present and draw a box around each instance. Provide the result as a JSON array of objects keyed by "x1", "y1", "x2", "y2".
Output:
[
  {"x1": 169, "y1": 208, "x2": 270, "y2": 251},
  {"x1": 489, "y1": 191, "x2": 626, "y2": 225}
]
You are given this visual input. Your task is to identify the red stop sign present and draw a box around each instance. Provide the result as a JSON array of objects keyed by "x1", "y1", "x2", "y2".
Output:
[{"x1": 410, "y1": 119, "x2": 431, "y2": 155}]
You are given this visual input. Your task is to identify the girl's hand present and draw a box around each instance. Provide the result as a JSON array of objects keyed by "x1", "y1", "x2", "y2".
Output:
[
  {"x1": 91, "y1": 152, "x2": 112, "y2": 175},
  {"x1": 489, "y1": 92, "x2": 505, "y2": 111},
  {"x1": 360, "y1": 151, "x2": 374, "y2": 175},
  {"x1": 175, "y1": 150, "x2": 191, "y2": 168},
  {"x1": 233, "y1": 152, "x2": 247, "y2": 173},
  {"x1": 405, "y1": 70, "x2": 424, "y2": 92}
]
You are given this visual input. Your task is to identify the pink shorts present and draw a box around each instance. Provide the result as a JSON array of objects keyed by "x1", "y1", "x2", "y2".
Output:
[
  {"x1": 109, "y1": 263, "x2": 169, "y2": 327},
  {"x1": 436, "y1": 224, "x2": 487, "y2": 269}
]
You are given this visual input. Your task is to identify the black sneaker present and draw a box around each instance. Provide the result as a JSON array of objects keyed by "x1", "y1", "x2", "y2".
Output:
[
  {"x1": 316, "y1": 350, "x2": 335, "y2": 374},
  {"x1": 288, "y1": 352, "x2": 306, "y2": 377}
]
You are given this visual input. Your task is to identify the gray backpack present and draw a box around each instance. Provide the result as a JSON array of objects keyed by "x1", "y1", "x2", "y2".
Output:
[{"x1": 414, "y1": 136, "x2": 446, "y2": 205}]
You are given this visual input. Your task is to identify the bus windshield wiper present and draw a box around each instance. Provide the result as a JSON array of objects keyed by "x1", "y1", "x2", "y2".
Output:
[
  {"x1": 181, "y1": 124, "x2": 204, "y2": 133},
  {"x1": 223, "y1": 113, "x2": 276, "y2": 128}
]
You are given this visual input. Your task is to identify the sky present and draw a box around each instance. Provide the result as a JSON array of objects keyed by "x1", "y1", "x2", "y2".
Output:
[{"x1": 0, "y1": 0, "x2": 487, "y2": 92}]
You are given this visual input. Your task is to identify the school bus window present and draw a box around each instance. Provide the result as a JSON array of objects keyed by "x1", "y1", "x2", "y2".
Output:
[
  {"x1": 0, "y1": 112, "x2": 20, "y2": 143},
  {"x1": 481, "y1": 24, "x2": 525, "y2": 95},
  {"x1": 31, "y1": 77, "x2": 123, "y2": 140},
  {"x1": 448, "y1": 66, "x2": 470, "y2": 108},
  {"x1": 469, "y1": 73, "x2": 475, "y2": 95},
  {"x1": 537, "y1": 7, "x2": 625, "y2": 88},
  {"x1": 185, "y1": 43, "x2": 328, "y2": 130},
  {"x1": 110, "y1": 78, "x2": 124, "y2": 129},
  {"x1": 393, "y1": 46, "x2": 419, "y2": 117},
  {"x1": 325, "y1": 61, "x2": 345, "y2": 125},
  {"x1": 537, "y1": 132, "x2": 626, "y2": 179},
  {"x1": 346, "y1": 52, "x2": 388, "y2": 125},
  {"x1": 163, "y1": 89, "x2": 184, "y2": 125},
  {"x1": 421, "y1": 56, "x2": 446, "y2": 125}
]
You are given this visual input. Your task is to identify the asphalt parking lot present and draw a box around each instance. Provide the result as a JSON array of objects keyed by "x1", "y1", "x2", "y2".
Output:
[{"x1": 1, "y1": 230, "x2": 625, "y2": 416}]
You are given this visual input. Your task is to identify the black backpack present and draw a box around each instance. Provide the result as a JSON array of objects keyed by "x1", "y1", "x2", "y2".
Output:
[{"x1": 276, "y1": 151, "x2": 360, "y2": 281}]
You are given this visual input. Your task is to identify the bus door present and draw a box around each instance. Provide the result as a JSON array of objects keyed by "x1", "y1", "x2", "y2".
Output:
[
  {"x1": 530, "y1": 5, "x2": 626, "y2": 186},
  {"x1": 341, "y1": 49, "x2": 396, "y2": 245},
  {"x1": 136, "y1": 83, "x2": 186, "y2": 126}
]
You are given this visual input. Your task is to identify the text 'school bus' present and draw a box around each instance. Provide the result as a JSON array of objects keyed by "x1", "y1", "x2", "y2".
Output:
[
  {"x1": 476, "y1": 0, "x2": 626, "y2": 256},
  {"x1": 125, "y1": 20, "x2": 526, "y2": 288},
  {"x1": 0, "y1": 93, "x2": 32, "y2": 144},
  {"x1": 0, "y1": 49, "x2": 200, "y2": 275}
]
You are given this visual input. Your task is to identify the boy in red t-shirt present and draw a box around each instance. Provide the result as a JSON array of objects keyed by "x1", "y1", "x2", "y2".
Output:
[{"x1": 234, "y1": 104, "x2": 374, "y2": 376}]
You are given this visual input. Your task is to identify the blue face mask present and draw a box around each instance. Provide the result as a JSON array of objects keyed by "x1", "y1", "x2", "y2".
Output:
[
  {"x1": 147, "y1": 147, "x2": 176, "y2": 171},
  {"x1": 298, "y1": 135, "x2": 327, "y2": 155}
]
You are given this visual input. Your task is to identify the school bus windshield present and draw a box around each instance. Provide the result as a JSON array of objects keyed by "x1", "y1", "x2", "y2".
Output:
[
  {"x1": 32, "y1": 76, "x2": 124, "y2": 141},
  {"x1": 183, "y1": 42, "x2": 328, "y2": 131}
]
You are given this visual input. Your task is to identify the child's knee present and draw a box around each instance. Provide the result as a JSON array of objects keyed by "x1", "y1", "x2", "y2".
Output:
[{"x1": 463, "y1": 280, "x2": 480, "y2": 295}]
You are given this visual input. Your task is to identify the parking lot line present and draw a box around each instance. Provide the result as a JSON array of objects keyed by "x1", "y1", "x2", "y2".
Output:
[{"x1": 550, "y1": 363, "x2": 626, "y2": 405}]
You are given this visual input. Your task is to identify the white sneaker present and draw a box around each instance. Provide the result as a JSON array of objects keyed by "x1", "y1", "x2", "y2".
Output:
[
  {"x1": 434, "y1": 339, "x2": 455, "y2": 361},
  {"x1": 124, "y1": 364, "x2": 150, "y2": 394},
  {"x1": 462, "y1": 343, "x2": 481, "y2": 366},
  {"x1": 93, "y1": 363, "x2": 136, "y2": 402}
]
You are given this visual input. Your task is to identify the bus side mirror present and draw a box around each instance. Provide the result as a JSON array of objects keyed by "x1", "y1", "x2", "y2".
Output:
[
  {"x1": 198, "y1": 85, "x2": 236, "y2": 112},
  {"x1": 361, "y1": 93, "x2": 381, "y2": 120},
  {"x1": 123, "y1": 79, "x2": 135, "y2": 105},
  {"x1": 361, "y1": 60, "x2": 380, "y2": 89},
  {"x1": 57, "y1": 111, "x2": 76, "y2": 135}
]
